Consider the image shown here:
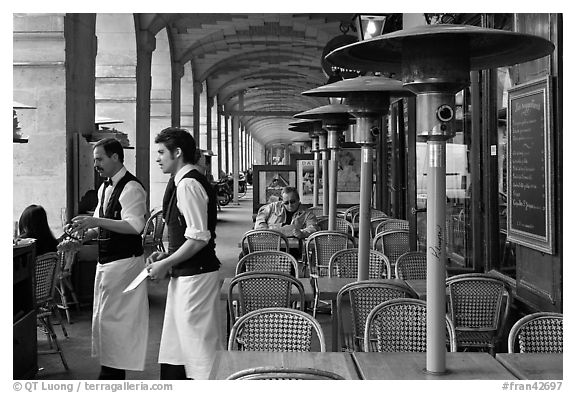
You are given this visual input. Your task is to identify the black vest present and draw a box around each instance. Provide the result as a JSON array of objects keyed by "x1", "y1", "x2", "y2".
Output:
[
  {"x1": 163, "y1": 169, "x2": 220, "y2": 277},
  {"x1": 97, "y1": 171, "x2": 145, "y2": 264}
]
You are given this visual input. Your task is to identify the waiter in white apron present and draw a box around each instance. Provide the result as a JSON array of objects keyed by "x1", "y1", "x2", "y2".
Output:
[
  {"x1": 147, "y1": 127, "x2": 222, "y2": 380},
  {"x1": 70, "y1": 138, "x2": 149, "y2": 380}
]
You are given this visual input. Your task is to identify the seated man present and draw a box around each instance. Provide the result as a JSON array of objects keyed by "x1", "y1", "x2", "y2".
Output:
[{"x1": 254, "y1": 186, "x2": 319, "y2": 240}]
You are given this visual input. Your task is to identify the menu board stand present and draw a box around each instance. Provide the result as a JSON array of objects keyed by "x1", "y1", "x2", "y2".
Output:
[{"x1": 506, "y1": 76, "x2": 554, "y2": 254}]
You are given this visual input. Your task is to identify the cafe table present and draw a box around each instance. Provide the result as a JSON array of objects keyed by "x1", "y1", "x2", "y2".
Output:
[
  {"x1": 208, "y1": 350, "x2": 361, "y2": 380},
  {"x1": 351, "y1": 352, "x2": 517, "y2": 380},
  {"x1": 315, "y1": 277, "x2": 422, "y2": 351},
  {"x1": 220, "y1": 276, "x2": 314, "y2": 336},
  {"x1": 495, "y1": 353, "x2": 563, "y2": 380}
]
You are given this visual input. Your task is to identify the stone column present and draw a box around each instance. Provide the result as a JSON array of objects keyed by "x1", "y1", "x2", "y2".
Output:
[
  {"x1": 135, "y1": 30, "x2": 155, "y2": 210},
  {"x1": 171, "y1": 62, "x2": 184, "y2": 127},
  {"x1": 193, "y1": 80, "x2": 202, "y2": 142}
]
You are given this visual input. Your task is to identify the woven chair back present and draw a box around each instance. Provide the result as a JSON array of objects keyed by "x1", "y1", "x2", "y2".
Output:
[
  {"x1": 508, "y1": 312, "x2": 563, "y2": 353},
  {"x1": 228, "y1": 271, "x2": 305, "y2": 323},
  {"x1": 235, "y1": 250, "x2": 299, "y2": 277},
  {"x1": 226, "y1": 366, "x2": 345, "y2": 380},
  {"x1": 241, "y1": 229, "x2": 289, "y2": 254},
  {"x1": 364, "y1": 298, "x2": 457, "y2": 352},
  {"x1": 395, "y1": 251, "x2": 427, "y2": 280},
  {"x1": 305, "y1": 230, "x2": 355, "y2": 277},
  {"x1": 337, "y1": 280, "x2": 418, "y2": 351},
  {"x1": 372, "y1": 229, "x2": 410, "y2": 266},
  {"x1": 317, "y1": 216, "x2": 354, "y2": 236},
  {"x1": 228, "y1": 308, "x2": 326, "y2": 352},
  {"x1": 328, "y1": 248, "x2": 391, "y2": 279},
  {"x1": 34, "y1": 252, "x2": 59, "y2": 306}
]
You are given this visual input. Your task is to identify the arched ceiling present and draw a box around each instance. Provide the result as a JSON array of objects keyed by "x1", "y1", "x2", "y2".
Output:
[{"x1": 136, "y1": 13, "x2": 357, "y2": 146}]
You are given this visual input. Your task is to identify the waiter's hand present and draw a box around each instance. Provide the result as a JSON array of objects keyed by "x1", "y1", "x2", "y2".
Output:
[
  {"x1": 70, "y1": 215, "x2": 100, "y2": 232},
  {"x1": 146, "y1": 251, "x2": 168, "y2": 266},
  {"x1": 147, "y1": 258, "x2": 171, "y2": 281}
]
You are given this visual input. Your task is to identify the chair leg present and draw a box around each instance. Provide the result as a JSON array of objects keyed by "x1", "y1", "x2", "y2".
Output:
[
  {"x1": 38, "y1": 316, "x2": 69, "y2": 370},
  {"x1": 50, "y1": 303, "x2": 68, "y2": 338},
  {"x1": 57, "y1": 282, "x2": 72, "y2": 325},
  {"x1": 63, "y1": 277, "x2": 80, "y2": 312}
]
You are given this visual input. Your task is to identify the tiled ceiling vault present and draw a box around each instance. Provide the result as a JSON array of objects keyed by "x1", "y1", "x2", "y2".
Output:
[{"x1": 137, "y1": 13, "x2": 357, "y2": 146}]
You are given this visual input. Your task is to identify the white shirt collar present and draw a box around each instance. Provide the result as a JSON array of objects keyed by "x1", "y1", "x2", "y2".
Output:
[
  {"x1": 174, "y1": 164, "x2": 195, "y2": 185},
  {"x1": 110, "y1": 166, "x2": 127, "y2": 186}
]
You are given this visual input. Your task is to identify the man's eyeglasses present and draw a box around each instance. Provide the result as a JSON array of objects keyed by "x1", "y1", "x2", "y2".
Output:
[{"x1": 283, "y1": 199, "x2": 297, "y2": 205}]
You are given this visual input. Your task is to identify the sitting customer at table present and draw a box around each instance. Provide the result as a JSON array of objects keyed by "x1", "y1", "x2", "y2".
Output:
[
  {"x1": 18, "y1": 204, "x2": 58, "y2": 256},
  {"x1": 254, "y1": 186, "x2": 319, "y2": 240}
]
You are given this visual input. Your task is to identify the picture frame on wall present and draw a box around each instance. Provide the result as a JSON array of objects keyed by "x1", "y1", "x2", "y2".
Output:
[
  {"x1": 291, "y1": 153, "x2": 316, "y2": 206},
  {"x1": 293, "y1": 149, "x2": 362, "y2": 208},
  {"x1": 335, "y1": 148, "x2": 361, "y2": 206}
]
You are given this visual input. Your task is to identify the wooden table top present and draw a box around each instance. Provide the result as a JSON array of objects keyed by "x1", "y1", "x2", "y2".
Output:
[
  {"x1": 495, "y1": 353, "x2": 563, "y2": 380},
  {"x1": 352, "y1": 352, "x2": 517, "y2": 380},
  {"x1": 220, "y1": 276, "x2": 314, "y2": 301},
  {"x1": 208, "y1": 350, "x2": 361, "y2": 380}
]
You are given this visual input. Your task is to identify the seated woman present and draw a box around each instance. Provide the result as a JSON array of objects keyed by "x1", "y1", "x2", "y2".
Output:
[{"x1": 18, "y1": 204, "x2": 58, "y2": 256}]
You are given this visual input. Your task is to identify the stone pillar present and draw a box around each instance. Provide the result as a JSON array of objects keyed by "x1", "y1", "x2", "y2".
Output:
[
  {"x1": 232, "y1": 93, "x2": 242, "y2": 204},
  {"x1": 136, "y1": 29, "x2": 155, "y2": 210},
  {"x1": 193, "y1": 80, "x2": 202, "y2": 142},
  {"x1": 65, "y1": 14, "x2": 98, "y2": 222},
  {"x1": 224, "y1": 114, "x2": 230, "y2": 174},
  {"x1": 206, "y1": 95, "x2": 213, "y2": 151},
  {"x1": 171, "y1": 62, "x2": 184, "y2": 127},
  {"x1": 217, "y1": 104, "x2": 222, "y2": 177}
]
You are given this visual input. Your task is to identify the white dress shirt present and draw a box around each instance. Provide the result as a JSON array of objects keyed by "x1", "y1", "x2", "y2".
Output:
[
  {"x1": 94, "y1": 166, "x2": 147, "y2": 234},
  {"x1": 173, "y1": 164, "x2": 211, "y2": 243}
]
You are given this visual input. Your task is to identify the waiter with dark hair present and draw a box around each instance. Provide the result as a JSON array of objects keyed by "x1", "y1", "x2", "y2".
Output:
[
  {"x1": 70, "y1": 138, "x2": 149, "y2": 379},
  {"x1": 147, "y1": 127, "x2": 222, "y2": 380}
]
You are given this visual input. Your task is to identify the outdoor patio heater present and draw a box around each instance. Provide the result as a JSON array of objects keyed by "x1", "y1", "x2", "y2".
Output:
[
  {"x1": 326, "y1": 23, "x2": 554, "y2": 374},
  {"x1": 302, "y1": 76, "x2": 413, "y2": 281},
  {"x1": 294, "y1": 104, "x2": 353, "y2": 230},
  {"x1": 289, "y1": 119, "x2": 324, "y2": 208}
]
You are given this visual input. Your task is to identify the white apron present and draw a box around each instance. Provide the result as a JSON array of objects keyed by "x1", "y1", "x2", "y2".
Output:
[
  {"x1": 158, "y1": 270, "x2": 223, "y2": 379},
  {"x1": 92, "y1": 255, "x2": 149, "y2": 371}
]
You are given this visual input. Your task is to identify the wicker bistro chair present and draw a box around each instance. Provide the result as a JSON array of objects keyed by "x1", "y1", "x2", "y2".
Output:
[
  {"x1": 372, "y1": 229, "x2": 410, "y2": 270},
  {"x1": 227, "y1": 271, "x2": 305, "y2": 328},
  {"x1": 55, "y1": 238, "x2": 82, "y2": 324},
  {"x1": 305, "y1": 230, "x2": 355, "y2": 316},
  {"x1": 307, "y1": 206, "x2": 325, "y2": 218},
  {"x1": 35, "y1": 252, "x2": 69, "y2": 370},
  {"x1": 446, "y1": 273, "x2": 511, "y2": 355},
  {"x1": 508, "y1": 312, "x2": 563, "y2": 353},
  {"x1": 142, "y1": 209, "x2": 165, "y2": 253},
  {"x1": 395, "y1": 251, "x2": 427, "y2": 280},
  {"x1": 317, "y1": 216, "x2": 355, "y2": 237},
  {"x1": 235, "y1": 250, "x2": 299, "y2": 278},
  {"x1": 328, "y1": 248, "x2": 391, "y2": 280},
  {"x1": 370, "y1": 217, "x2": 390, "y2": 238},
  {"x1": 226, "y1": 366, "x2": 346, "y2": 380},
  {"x1": 352, "y1": 208, "x2": 387, "y2": 229},
  {"x1": 342, "y1": 205, "x2": 360, "y2": 223},
  {"x1": 364, "y1": 298, "x2": 457, "y2": 353},
  {"x1": 375, "y1": 219, "x2": 410, "y2": 234},
  {"x1": 240, "y1": 229, "x2": 290, "y2": 254},
  {"x1": 336, "y1": 280, "x2": 418, "y2": 352},
  {"x1": 305, "y1": 230, "x2": 356, "y2": 278},
  {"x1": 228, "y1": 307, "x2": 326, "y2": 352}
]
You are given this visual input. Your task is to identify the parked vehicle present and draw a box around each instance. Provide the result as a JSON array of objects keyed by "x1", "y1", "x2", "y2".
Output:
[{"x1": 214, "y1": 177, "x2": 232, "y2": 206}]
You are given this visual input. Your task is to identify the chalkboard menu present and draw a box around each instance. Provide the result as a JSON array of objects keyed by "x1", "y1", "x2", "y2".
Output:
[{"x1": 507, "y1": 77, "x2": 554, "y2": 254}]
